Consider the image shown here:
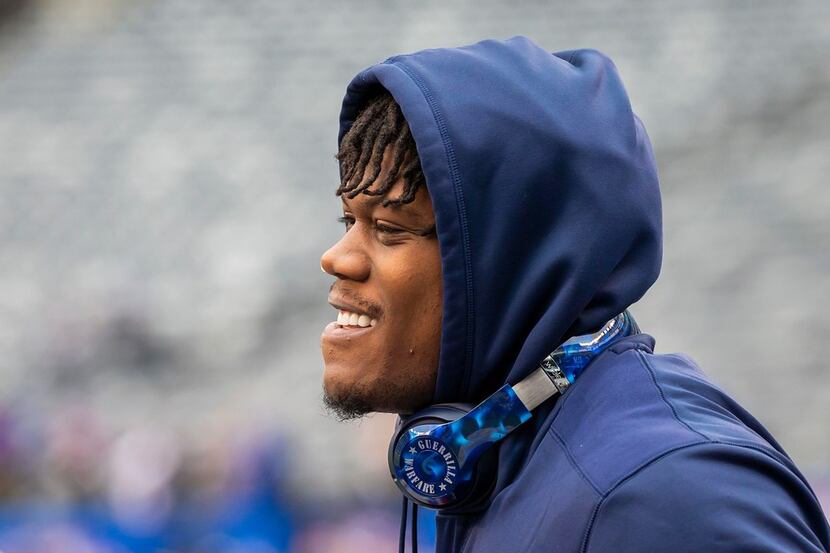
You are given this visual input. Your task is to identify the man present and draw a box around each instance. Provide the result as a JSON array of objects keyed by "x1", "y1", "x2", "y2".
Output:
[{"x1": 320, "y1": 36, "x2": 829, "y2": 552}]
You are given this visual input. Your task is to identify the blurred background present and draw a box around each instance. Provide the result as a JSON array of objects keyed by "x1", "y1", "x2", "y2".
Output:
[{"x1": 0, "y1": 0, "x2": 828, "y2": 551}]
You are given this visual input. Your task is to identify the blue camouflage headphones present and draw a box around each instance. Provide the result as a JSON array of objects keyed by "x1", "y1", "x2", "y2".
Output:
[{"x1": 388, "y1": 310, "x2": 639, "y2": 510}]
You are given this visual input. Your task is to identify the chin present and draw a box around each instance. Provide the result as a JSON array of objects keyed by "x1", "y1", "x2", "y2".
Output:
[
  {"x1": 322, "y1": 359, "x2": 367, "y2": 398},
  {"x1": 321, "y1": 363, "x2": 376, "y2": 419},
  {"x1": 322, "y1": 363, "x2": 428, "y2": 418}
]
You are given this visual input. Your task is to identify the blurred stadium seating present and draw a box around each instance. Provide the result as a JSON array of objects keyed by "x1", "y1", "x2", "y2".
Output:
[{"x1": 0, "y1": 0, "x2": 828, "y2": 550}]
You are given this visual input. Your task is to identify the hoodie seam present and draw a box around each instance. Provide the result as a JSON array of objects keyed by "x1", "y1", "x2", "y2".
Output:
[
  {"x1": 635, "y1": 350, "x2": 711, "y2": 442},
  {"x1": 547, "y1": 424, "x2": 603, "y2": 497},
  {"x1": 580, "y1": 442, "x2": 708, "y2": 553},
  {"x1": 385, "y1": 59, "x2": 477, "y2": 399},
  {"x1": 635, "y1": 353, "x2": 809, "y2": 477},
  {"x1": 580, "y1": 440, "x2": 818, "y2": 552}
]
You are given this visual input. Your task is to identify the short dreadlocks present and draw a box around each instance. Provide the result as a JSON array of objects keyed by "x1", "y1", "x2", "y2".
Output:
[{"x1": 335, "y1": 90, "x2": 425, "y2": 207}]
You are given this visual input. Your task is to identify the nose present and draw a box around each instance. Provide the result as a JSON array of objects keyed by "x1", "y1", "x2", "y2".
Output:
[{"x1": 320, "y1": 230, "x2": 370, "y2": 282}]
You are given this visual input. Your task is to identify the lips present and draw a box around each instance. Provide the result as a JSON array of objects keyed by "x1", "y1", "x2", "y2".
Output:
[
  {"x1": 328, "y1": 294, "x2": 381, "y2": 327},
  {"x1": 322, "y1": 320, "x2": 375, "y2": 341},
  {"x1": 324, "y1": 295, "x2": 381, "y2": 342}
]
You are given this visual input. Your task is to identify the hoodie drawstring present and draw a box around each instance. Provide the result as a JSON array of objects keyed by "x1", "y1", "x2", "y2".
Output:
[
  {"x1": 399, "y1": 497, "x2": 419, "y2": 553},
  {"x1": 411, "y1": 502, "x2": 419, "y2": 553}
]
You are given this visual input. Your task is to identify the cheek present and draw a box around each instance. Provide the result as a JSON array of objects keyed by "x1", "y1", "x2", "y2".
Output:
[
  {"x1": 387, "y1": 245, "x2": 442, "y2": 301},
  {"x1": 380, "y1": 249, "x2": 443, "y2": 353}
]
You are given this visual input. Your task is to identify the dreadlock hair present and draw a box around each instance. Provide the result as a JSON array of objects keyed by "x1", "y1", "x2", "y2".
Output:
[{"x1": 335, "y1": 90, "x2": 426, "y2": 207}]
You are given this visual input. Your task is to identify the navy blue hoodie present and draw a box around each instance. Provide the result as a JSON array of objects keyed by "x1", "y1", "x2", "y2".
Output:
[{"x1": 338, "y1": 36, "x2": 829, "y2": 552}]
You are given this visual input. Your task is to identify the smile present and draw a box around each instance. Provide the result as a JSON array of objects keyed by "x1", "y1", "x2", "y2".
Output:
[
  {"x1": 336, "y1": 309, "x2": 378, "y2": 328},
  {"x1": 322, "y1": 306, "x2": 378, "y2": 342}
]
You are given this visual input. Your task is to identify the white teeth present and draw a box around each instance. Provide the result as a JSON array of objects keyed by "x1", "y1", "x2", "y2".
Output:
[{"x1": 336, "y1": 309, "x2": 376, "y2": 328}]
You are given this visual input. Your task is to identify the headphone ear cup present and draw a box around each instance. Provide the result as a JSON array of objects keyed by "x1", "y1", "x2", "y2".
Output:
[
  {"x1": 390, "y1": 403, "x2": 497, "y2": 510},
  {"x1": 443, "y1": 444, "x2": 497, "y2": 513},
  {"x1": 389, "y1": 403, "x2": 471, "y2": 461}
]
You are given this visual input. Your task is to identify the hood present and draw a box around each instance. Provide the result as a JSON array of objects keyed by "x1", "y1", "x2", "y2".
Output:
[{"x1": 339, "y1": 35, "x2": 662, "y2": 409}]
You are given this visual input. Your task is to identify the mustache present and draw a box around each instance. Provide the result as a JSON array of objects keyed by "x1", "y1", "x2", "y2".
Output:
[{"x1": 329, "y1": 283, "x2": 384, "y2": 320}]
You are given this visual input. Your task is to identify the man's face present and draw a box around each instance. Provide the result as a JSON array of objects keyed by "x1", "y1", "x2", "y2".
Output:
[{"x1": 320, "y1": 147, "x2": 442, "y2": 419}]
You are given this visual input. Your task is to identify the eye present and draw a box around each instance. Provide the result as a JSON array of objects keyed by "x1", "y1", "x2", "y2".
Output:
[
  {"x1": 336, "y1": 215, "x2": 408, "y2": 243},
  {"x1": 374, "y1": 222, "x2": 405, "y2": 235},
  {"x1": 337, "y1": 215, "x2": 355, "y2": 231}
]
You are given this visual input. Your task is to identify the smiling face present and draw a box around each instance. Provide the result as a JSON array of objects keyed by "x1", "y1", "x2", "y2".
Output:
[{"x1": 320, "y1": 145, "x2": 442, "y2": 419}]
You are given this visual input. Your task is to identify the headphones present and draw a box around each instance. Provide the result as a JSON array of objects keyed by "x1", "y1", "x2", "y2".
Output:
[{"x1": 388, "y1": 310, "x2": 639, "y2": 510}]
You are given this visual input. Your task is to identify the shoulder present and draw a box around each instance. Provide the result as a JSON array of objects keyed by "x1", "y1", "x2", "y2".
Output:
[
  {"x1": 548, "y1": 337, "x2": 829, "y2": 552},
  {"x1": 584, "y1": 441, "x2": 830, "y2": 552},
  {"x1": 551, "y1": 337, "x2": 790, "y2": 494}
]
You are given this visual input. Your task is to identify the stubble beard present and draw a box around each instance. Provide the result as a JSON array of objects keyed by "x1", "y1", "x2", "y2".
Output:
[
  {"x1": 322, "y1": 384, "x2": 374, "y2": 421},
  {"x1": 321, "y1": 375, "x2": 431, "y2": 421}
]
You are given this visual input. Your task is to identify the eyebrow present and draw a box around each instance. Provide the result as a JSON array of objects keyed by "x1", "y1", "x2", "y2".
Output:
[{"x1": 341, "y1": 194, "x2": 418, "y2": 215}]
